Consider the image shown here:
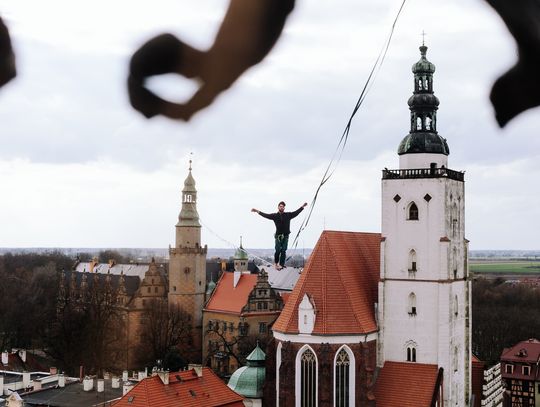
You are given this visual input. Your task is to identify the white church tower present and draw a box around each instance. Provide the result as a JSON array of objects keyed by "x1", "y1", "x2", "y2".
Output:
[{"x1": 378, "y1": 44, "x2": 472, "y2": 406}]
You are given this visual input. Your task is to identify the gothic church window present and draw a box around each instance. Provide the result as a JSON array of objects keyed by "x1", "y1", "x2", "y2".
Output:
[
  {"x1": 408, "y1": 202, "x2": 419, "y2": 220},
  {"x1": 335, "y1": 347, "x2": 354, "y2": 407},
  {"x1": 300, "y1": 348, "x2": 317, "y2": 407}
]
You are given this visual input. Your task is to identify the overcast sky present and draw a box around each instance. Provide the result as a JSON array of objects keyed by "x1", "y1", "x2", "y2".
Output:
[{"x1": 1, "y1": 0, "x2": 539, "y2": 252}]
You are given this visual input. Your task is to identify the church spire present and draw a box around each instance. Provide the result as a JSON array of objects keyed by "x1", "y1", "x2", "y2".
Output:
[
  {"x1": 177, "y1": 160, "x2": 201, "y2": 227},
  {"x1": 398, "y1": 44, "x2": 449, "y2": 156}
]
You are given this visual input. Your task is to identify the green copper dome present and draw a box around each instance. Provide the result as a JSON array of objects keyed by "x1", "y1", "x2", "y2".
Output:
[
  {"x1": 398, "y1": 44, "x2": 449, "y2": 156},
  {"x1": 412, "y1": 45, "x2": 435, "y2": 74},
  {"x1": 227, "y1": 344, "x2": 266, "y2": 398}
]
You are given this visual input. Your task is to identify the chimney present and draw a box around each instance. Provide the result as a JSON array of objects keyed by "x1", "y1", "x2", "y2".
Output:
[
  {"x1": 157, "y1": 370, "x2": 169, "y2": 385},
  {"x1": 83, "y1": 377, "x2": 93, "y2": 391},
  {"x1": 97, "y1": 379, "x2": 105, "y2": 393},
  {"x1": 138, "y1": 370, "x2": 146, "y2": 380},
  {"x1": 22, "y1": 371, "x2": 31, "y2": 388},
  {"x1": 233, "y1": 271, "x2": 241, "y2": 288},
  {"x1": 34, "y1": 380, "x2": 42, "y2": 391},
  {"x1": 0, "y1": 375, "x2": 4, "y2": 394},
  {"x1": 122, "y1": 370, "x2": 128, "y2": 382},
  {"x1": 58, "y1": 374, "x2": 65, "y2": 388},
  {"x1": 1, "y1": 351, "x2": 8, "y2": 365},
  {"x1": 18, "y1": 350, "x2": 26, "y2": 363},
  {"x1": 111, "y1": 377, "x2": 120, "y2": 389}
]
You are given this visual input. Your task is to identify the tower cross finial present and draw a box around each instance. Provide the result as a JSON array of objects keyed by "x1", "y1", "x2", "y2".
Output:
[
  {"x1": 421, "y1": 30, "x2": 427, "y2": 46},
  {"x1": 189, "y1": 152, "x2": 193, "y2": 171}
]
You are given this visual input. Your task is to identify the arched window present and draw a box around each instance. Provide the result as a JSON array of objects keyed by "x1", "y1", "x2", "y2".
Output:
[
  {"x1": 406, "y1": 345, "x2": 417, "y2": 362},
  {"x1": 408, "y1": 293, "x2": 417, "y2": 316},
  {"x1": 408, "y1": 202, "x2": 419, "y2": 220},
  {"x1": 425, "y1": 116, "x2": 432, "y2": 130},
  {"x1": 184, "y1": 194, "x2": 193, "y2": 203},
  {"x1": 334, "y1": 346, "x2": 355, "y2": 407},
  {"x1": 454, "y1": 295, "x2": 458, "y2": 317},
  {"x1": 416, "y1": 117, "x2": 422, "y2": 130},
  {"x1": 296, "y1": 347, "x2": 317, "y2": 407},
  {"x1": 408, "y1": 250, "x2": 417, "y2": 273}
]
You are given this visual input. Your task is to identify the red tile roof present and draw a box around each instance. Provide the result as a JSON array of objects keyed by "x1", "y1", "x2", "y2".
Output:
[
  {"x1": 273, "y1": 230, "x2": 380, "y2": 335},
  {"x1": 374, "y1": 361, "x2": 440, "y2": 407},
  {"x1": 205, "y1": 272, "x2": 258, "y2": 314},
  {"x1": 501, "y1": 338, "x2": 540, "y2": 363},
  {"x1": 112, "y1": 367, "x2": 244, "y2": 407}
]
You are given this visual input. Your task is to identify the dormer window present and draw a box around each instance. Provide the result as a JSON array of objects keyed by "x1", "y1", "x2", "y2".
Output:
[
  {"x1": 505, "y1": 364, "x2": 514, "y2": 374},
  {"x1": 523, "y1": 365, "x2": 530, "y2": 376},
  {"x1": 298, "y1": 294, "x2": 316, "y2": 334}
]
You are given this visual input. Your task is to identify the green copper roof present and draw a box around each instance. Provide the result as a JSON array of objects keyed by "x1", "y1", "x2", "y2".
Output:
[
  {"x1": 206, "y1": 280, "x2": 216, "y2": 294},
  {"x1": 246, "y1": 344, "x2": 266, "y2": 365},
  {"x1": 227, "y1": 344, "x2": 266, "y2": 398},
  {"x1": 235, "y1": 246, "x2": 248, "y2": 260},
  {"x1": 398, "y1": 44, "x2": 449, "y2": 156},
  {"x1": 412, "y1": 45, "x2": 435, "y2": 74}
]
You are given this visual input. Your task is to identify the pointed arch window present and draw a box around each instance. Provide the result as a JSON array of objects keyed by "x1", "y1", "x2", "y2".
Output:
[
  {"x1": 408, "y1": 250, "x2": 417, "y2": 273},
  {"x1": 334, "y1": 347, "x2": 354, "y2": 407},
  {"x1": 297, "y1": 347, "x2": 317, "y2": 407},
  {"x1": 408, "y1": 202, "x2": 419, "y2": 220},
  {"x1": 408, "y1": 293, "x2": 417, "y2": 316}
]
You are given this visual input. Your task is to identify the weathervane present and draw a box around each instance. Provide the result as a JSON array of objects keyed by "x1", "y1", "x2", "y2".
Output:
[{"x1": 421, "y1": 30, "x2": 427, "y2": 46}]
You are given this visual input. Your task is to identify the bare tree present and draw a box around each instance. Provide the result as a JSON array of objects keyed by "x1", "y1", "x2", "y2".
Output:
[{"x1": 136, "y1": 301, "x2": 192, "y2": 368}]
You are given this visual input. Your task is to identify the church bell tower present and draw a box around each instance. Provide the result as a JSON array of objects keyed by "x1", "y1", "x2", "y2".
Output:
[
  {"x1": 168, "y1": 160, "x2": 207, "y2": 362},
  {"x1": 378, "y1": 44, "x2": 472, "y2": 406}
]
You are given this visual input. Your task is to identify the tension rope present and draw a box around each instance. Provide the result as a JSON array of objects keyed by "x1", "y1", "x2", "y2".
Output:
[{"x1": 288, "y1": 0, "x2": 408, "y2": 253}]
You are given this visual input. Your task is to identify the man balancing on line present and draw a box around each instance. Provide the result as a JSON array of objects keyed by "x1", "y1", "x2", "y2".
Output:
[{"x1": 251, "y1": 201, "x2": 307, "y2": 270}]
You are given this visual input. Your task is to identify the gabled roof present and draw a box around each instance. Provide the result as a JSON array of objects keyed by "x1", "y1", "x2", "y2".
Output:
[
  {"x1": 501, "y1": 338, "x2": 540, "y2": 363},
  {"x1": 112, "y1": 368, "x2": 244, "y2": 407},
  {"x1": 374, "y1": 361, "x2": 440, "y2": 407},
  {"x1": 205, "y1": 272, "x2": 258, "y2": 314},
  {"x1": 273, "y1": 231, "x2": 380, "y2": 335}
]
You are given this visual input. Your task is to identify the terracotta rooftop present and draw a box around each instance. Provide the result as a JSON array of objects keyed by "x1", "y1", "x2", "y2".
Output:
[
  {"x1": 205, "y1": 272, "x2": 258, "y2": 314},
  {"x1": 501, "y1": 338, "x2": 540, "y2": 363},
  {"x1": 273, "y1": 230, "x2": 380, "y2": 335},
  {"x1": 374, "y1": 361, "x2": 440, "y2": 407},
  {"x1": 112, "y1": 368, "x2": 244, "y2": 407}
]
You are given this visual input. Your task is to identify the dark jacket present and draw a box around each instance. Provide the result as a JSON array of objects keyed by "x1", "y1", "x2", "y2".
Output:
[{"x1": 258, "y1": 206, "x2": 304, "y2": 236}]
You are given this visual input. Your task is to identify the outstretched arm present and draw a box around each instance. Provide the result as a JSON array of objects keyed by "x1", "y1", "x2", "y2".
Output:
[
  {"x1": 127, "y1": 0, "x2": 295, "y2": 121},
  {"x1": 252, "y1": 208, "x2": 274, "y2": 220},
  {"x1": 289, "y1": 202, "x2": 308, "y2": 219}
]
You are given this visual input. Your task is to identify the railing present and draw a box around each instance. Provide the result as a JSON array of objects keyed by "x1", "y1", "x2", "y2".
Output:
[{"x1": 382, "y1": 167, "x2": 464, "y2": 181}]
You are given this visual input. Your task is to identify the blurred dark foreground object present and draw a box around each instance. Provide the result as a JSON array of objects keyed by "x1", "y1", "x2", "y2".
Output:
[
  {"x1": 128, "y1": 0, "x2": 295, "y2": 121},
  {"x1": 0, "y1": 15, "x2": 16, "y2": 88},
  {"x1": 485, "y1": 0, "x2": 540, "y2": 127}
]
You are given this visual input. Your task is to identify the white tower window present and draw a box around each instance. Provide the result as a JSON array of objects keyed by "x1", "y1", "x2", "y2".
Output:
[
  {"x1": 408, "y1": 249, "x2": 417, "y2": 274},
  {"x1": 407, "y1": 202, "x2": 419, "y2": 220},
  {"x1": 184, "y1": 194, "x2": 193, "y2": 203},
  {"x1": 408, "y1": 292, "x2": 417, "y2": 316},
  {"x1": 406, "y1": 342, "x2": 417, "y2": 362}
]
